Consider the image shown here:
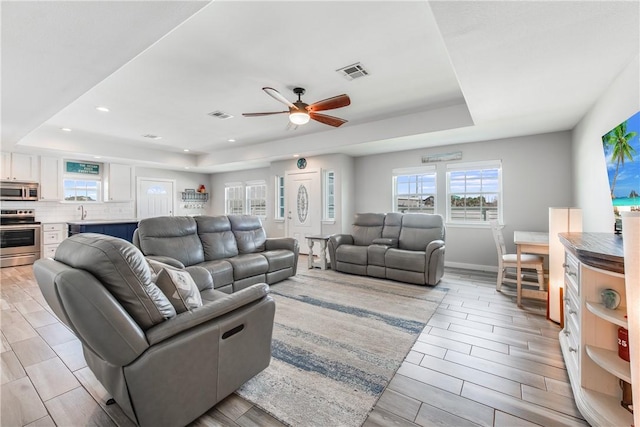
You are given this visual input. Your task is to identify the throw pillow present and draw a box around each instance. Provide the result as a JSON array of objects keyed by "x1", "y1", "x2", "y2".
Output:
[{"x1": 156, "y1": 268, "x2": 203, "y2": 314}]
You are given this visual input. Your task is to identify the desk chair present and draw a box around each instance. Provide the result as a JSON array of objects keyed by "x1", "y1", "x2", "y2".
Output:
[{"x1": 490, "y1": 221, "x2": 545, "y2": 296}]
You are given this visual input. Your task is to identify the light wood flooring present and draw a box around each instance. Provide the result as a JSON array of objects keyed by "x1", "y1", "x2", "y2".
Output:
[{"x1": 0, "y1": 259, "x2": 587, "y2": 427}]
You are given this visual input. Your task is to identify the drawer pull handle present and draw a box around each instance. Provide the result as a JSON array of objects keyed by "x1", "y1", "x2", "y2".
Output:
[
  {"x1": 569, "y1": 347, "x2": 578, "y2": 353},
  {"x1": 564, "y1": 330, "x2": 570, "y2": 336},
  {"x1": 568, "y1": 309, "x2": 576, "y2": 315}
]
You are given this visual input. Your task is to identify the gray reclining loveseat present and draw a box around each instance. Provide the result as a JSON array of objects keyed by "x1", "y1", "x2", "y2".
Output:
[
  {"x1": 33, "y1": 233, "x2": 275, "y2": 427},
  {"x1": 328, "y1": 213, "x2": 445, "y2": 285},
  {"x1": 133, "y1": 214, "x2": 299, "y2": 294}
]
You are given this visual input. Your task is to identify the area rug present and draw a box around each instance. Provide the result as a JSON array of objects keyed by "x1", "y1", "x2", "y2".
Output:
[{"x1": 236, "y1": 269, "x2": 447, "y2": 426}]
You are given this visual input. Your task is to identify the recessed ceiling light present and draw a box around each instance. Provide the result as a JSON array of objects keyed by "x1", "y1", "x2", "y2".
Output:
[
  {"x1": 93, "y1": 156, "x2": 102, "y2": 159},
  {"x1": 60, "y1": 128, "x2": 72, "y2": 132},
  {"x1": 228, "y1": 139, "x2": 236, "y2": 143},
  {"x1": 142, "y1": 134, "x2": 162, "y2": 140},
  {"x1": 95, "y1": 106, "x2": 110, "y2": 112},
  {"x1": 184, "y1": 167, "x2": 190, "y2": 170},
  {"x1": 293, "y1": 154, "x2": 300, "y2": 158},
  {"x1": 183, "y1": 149, "x2": 190, "y2": 152}
]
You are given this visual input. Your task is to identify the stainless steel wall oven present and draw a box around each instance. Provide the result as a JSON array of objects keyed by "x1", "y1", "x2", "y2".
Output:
[{"x1": 0, "y1": 209, "x2": 41, "y2": 267}]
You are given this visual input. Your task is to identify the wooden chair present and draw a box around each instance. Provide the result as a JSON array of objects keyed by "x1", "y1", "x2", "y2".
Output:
[{"x1": 490, "y1": 221, "x2": 545, "y2": 296}]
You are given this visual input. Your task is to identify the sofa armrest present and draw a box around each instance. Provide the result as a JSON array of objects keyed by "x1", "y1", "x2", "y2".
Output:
[
  {"x1": 371, "y1": 237, "x2": 398, "y2": 248},
  {"x1": 145, "y1": 255, "x2": 185, "y2": 269},
  {"x1": 264, "y1": 237, "x2": 298, "y2": 252},
  {"x1": 329, "y1": 234, "x2": 353, "y2": 247},
  {"x1": 425, "y1": 239, "x2": 445, "y2": 258},
  {"x1": 145, "y1": 283, "x2": 271, "y2": 345}
]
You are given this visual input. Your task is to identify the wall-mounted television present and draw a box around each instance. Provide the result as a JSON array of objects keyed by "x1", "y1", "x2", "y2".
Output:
[{"x1": 602, "y1": 110, "x2": 640, "y2": 233}]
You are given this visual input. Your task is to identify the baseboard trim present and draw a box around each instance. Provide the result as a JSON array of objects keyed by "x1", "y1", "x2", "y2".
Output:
[{"x1": 445, "y1": 261, "x2": 497, "y2": 273}]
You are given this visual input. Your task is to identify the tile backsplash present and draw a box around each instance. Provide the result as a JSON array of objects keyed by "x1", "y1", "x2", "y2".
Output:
[{"x1": 0, "y1": 200, "x2": 135, "y2": 224}]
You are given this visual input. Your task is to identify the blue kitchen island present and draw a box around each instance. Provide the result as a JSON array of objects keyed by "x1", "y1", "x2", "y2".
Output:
[{"x1": 67, "y1": 219, "x2": 139, "y2": 242}]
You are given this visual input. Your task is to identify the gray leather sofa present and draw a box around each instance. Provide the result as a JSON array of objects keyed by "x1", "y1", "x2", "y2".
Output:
[
  {"x1": 33, "y1": 233, "x2": 275, "y2": 427},
  {"x1": 328, "y1": 213, "x2": 446, "y2": 285},
  {"x1": 133, "y1": 215, "x2": 299, "y2": 293}
]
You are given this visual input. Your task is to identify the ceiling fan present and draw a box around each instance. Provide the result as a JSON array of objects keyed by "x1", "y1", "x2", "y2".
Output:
[{"x1": 242, "y1": 87, "x2": 350, "y2": 127}]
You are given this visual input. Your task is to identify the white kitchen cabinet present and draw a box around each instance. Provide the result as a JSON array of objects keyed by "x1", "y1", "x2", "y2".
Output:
[
  {"x1": 1, "y1": 152, "x2": 39, "y2": 181},
  {"x1": 41, "y1": 223, "x2": 68, "y2": 259},
  {"x1": 105, "y1": 163, "x2": 134, "y2": 201},
  {"x1": 559, "y1": 233, "x2": 634, "y2": 427},
  {"x1": 39, "y1": 156, "x2": 63, "y2": 200}
]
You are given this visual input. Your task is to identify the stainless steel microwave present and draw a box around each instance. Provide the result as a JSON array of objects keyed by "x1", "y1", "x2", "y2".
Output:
[{"x1": 0, "y1": 181, "x2": 39, "y2": 201}]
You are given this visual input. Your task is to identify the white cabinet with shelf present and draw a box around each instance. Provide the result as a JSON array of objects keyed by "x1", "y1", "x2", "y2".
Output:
[
  {"x1": 105, "y1": 163, "x2": 134, "y2": 201},
  {"x1": 559, "y1": 233, "x2": 635, "y2": 427},
  {"x1": 41, "y1": 223, "x2": 68, "y2": 259},
  {"x1": 39, "y1": 156, "x2": 63, "y2": 200},
  {"x1": 1, "y1": 152, "x2": 39, "y2": 181}
]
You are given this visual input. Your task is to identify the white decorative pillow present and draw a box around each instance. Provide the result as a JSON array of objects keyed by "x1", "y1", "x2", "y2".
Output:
[{"x1": 155, "y1": 268, "x2": 203, "y2": 313}]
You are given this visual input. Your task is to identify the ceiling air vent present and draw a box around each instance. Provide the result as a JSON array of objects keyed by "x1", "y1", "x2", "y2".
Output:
[
  {"x1": 142, "y1": 134, "x2": 162, "y2": 140},
  {"x1": 208, "y1": 110, "x2": 234, "y2": 119},
  {"x1": 336, "y1": 62, "x2": 369, "y2": 80}
]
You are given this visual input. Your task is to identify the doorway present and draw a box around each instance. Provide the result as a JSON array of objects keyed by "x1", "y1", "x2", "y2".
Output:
[
  {"x1": 137, "y1": 178, "x2": 175, "y2": 219},
  {"x1": 285, "y1": 169, "x2": 321, "y2": 254}
]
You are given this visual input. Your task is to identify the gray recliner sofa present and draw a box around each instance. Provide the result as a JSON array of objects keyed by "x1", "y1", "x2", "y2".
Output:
[
  {"x1": 328, "y1": 213, "x2": 446, "y2": 285},
  {"x1": 133, "y1": 214, "x2": 299, "y2": 293},
  {"x1": 33, "y1": 233, "x2": 275, "y2": 427}
]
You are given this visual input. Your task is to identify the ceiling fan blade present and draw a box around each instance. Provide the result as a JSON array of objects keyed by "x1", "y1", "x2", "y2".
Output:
[
  {"x1": 242, "y1": 111, "x2": 288, "y2": 117},
  {"x1": 309, "y1": 112, "x2": 347, "y2": 127},
  {"x1": 262, "y1": 87, "x2": 297, "y2": 109},
  {"x1": 308, "y1": 94, "x2": 350, "y2": 112}
]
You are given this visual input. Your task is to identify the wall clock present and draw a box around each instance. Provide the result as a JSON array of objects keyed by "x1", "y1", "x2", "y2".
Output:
[{"x1": 296, "y1": 158, "x2": 307, "y2": 169}]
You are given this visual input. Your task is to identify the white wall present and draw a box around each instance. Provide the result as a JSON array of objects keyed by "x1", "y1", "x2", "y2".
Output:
[
  {"x1": 354, "y1": 132, "x2": 574, "y2": 269},
  {"x1": 210, "y1": 154, "x2": 356, "y2": 238},
  {"x1": 135, "y1": 167, "x2": 212, "y2": 217},
  {"x1": 572, "y1": 56, "x2": 640, "y2": 231}
]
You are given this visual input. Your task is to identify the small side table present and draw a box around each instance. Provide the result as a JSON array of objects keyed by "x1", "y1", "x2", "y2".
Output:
[{"x1": 306, "y1": 234, "x2": 332, "y2": 270}]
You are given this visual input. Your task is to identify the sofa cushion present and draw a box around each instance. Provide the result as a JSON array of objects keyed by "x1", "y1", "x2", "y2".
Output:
[
  {"x1": 198, "y1": 259, "x2": 234, "y2": 288},
  {"x1": 54, "y1": 233, "x2": 176, "y2": 329},
  {"x1": 195, "y1": 215, "x2": 239, "y2": 260},
  {"x1": 137, "y1": 217, "x2": 205, "y2": 267},
  {"x1": 262, "y1": 249, "x2": 295, "y2": 272},
  {"x1": 156, "y1": 268, "x2": 203, "y2": 313},
  {"x1": 228, "y1": 254, "x2": 269, "y2": 280},
  {"x1": 385, "y1": 248, "x2": 426, "y2": 273},
  {"x1": 352, "y1": 213, "x2": 385, "y2": 246},
  {"x1": 382, "y1": 212, "x2": 403, "y2": 239},
  {"x1": 335, "y1": 245, "x2": 368, "y2": 265},
  {"x1": 228, "y1": 215, "x2": 267, "y2": 253},
  {"x1": 398, "y1": 214, "x2": 444, "y2": 251}
]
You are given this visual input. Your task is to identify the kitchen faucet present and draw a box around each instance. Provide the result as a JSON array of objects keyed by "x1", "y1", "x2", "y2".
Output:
[{"x1": 78, "y1": 205, "x2": 87, "y2": 220}]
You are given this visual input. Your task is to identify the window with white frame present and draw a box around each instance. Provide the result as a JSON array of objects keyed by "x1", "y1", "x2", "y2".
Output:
[
  {"x1": 275, "y1": 176, "x2": 285, "y2": 220},
  {"x1": 446, "y1": 161, "x2": 502, "y2": 224},
  {"x1": 323, "y1": 170, "x2": 335, "y2": 221},
  {"x1": 392, "y1": 166, "x2": 436, "y2": 214},
  {"x1": 63, "y1": 160, "x2": 103, "y2": 202},
  {"x1": 224, "y1": 183, "x2": 244, "y2": 215},
  {"x1": 246, "y1": 181, "x2": 267, "y2": 218}
]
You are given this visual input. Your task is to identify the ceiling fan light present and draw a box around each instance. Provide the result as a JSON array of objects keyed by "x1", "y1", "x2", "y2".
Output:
[{"x1": 289, "y1": 111, "x2": 310, "y2": 125}]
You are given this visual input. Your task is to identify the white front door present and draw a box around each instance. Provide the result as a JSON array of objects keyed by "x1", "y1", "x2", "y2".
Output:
[
  {"x1": 286, "y1": 169, "x2": 321, "y2": 254},
  {"x1": 137, "y1": 178, "x2": 175, "y2": 219}
]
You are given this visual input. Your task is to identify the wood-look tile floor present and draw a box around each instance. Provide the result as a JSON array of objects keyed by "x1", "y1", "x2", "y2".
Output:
[{"x1": 0, "y1": 260, "x2": 587, "y2": 427}]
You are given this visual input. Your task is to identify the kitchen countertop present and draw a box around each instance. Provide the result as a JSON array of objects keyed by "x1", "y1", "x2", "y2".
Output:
[{"x1": 67, "y1": 219, "x2": 139, "y2": 226}]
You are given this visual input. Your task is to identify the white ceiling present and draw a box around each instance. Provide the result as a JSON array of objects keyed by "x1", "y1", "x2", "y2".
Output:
[{"x1": 2, "y1": 1, "x2": 638, "y2": 173}]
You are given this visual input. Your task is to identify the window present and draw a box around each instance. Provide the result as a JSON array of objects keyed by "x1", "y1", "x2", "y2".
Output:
[
  {"x1": 63, "y1": 160, "x2": 103, "y2": 202},
  {"x1": 393, "y1": 166, "x2": 436, "y2": 213},
  {"x1": 224, "y1": 183, "x2": 244, "y2": 215},
  {"x1": 446, "y1": 161, "x2": 502, "y2": 224},
  {"x1": 246, "y1": 181, "x2": 267, "y2": 218},
  {"x1": 323, "y1": 170, "x2": 335, "y2": 221},
  {"x1": 275, "y1": 176, "x2": 285, "y2": 220}
]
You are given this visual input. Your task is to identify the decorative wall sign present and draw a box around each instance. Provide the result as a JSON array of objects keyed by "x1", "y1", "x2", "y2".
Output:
[
  {"x1": 297, "y1": 184, "x2": 309, "y2": 223},
  {"x1": 66, "y1": 161, "x2": 100, "y2": 175}
]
